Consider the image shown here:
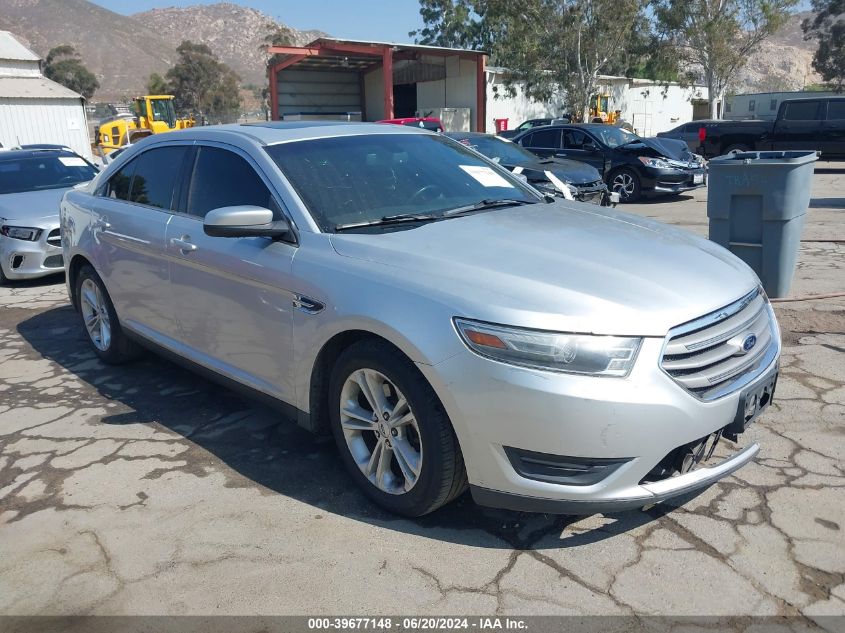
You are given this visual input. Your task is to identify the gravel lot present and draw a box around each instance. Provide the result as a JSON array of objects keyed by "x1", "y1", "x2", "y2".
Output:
[{"x1": 1, "y1": 163, "x2": 843, "y2": 621}]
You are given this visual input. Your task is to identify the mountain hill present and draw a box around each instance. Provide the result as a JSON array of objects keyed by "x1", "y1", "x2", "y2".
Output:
[
  {"x1": 0, "y1": 0, "x2": 325, "y2": 101},
  {"x1": 736, "y1": 11, "x2": 822, "y2": 93},
  {"x1": 133, "y1": 3, "x2": 326, "y2": 88}
]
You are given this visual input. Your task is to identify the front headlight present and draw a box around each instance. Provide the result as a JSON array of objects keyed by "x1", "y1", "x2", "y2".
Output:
[
  {"x1": 638, "y1": 156, "x2": 671, "y2": 169},
  {"x1": 454, "y1": 318, "x2": 642, "y2": 377},
  {"x1": 1, "y1": 225, "x2": 41, "y2": 241}
]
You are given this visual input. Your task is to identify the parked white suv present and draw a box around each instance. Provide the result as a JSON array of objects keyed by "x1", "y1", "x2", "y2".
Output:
[{"x1": 61, "y1": 122, "x2": 780, "y2": 516}]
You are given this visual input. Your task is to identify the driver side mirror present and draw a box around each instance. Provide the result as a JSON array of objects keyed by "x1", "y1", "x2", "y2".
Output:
[{"x1": 203, "y1": 205, "x2": 293, "y2": 241}]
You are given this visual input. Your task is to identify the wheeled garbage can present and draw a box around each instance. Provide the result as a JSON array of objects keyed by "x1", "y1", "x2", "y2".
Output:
[{"x1": 707, "y1": 150, "x2": 818, "y2": 298}]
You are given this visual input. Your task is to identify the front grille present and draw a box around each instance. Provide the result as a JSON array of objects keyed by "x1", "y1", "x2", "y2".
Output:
[
  {"x1": 46, "y1": 228, "x2": 61, "y2": 247},
  {"x1": 660, "y1": 287, "x2": 777, "y2": 400},
  {"x1": 43, "y1": 254, "x2": 64, "y2": 268}
]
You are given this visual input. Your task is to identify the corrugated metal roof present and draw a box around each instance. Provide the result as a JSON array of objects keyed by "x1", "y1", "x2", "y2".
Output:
[
  {"x1": 0, "y1": 76, "x2": 82, "y2": 100},
  {"x1": 308, "y1": 37, "x2": 487, "y2": 56},
  {"x1": 0, "y1": 31, "x2": 40, "y2": 62}
]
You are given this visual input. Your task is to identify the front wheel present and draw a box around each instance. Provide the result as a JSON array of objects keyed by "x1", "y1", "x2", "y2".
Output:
[
  {"x1": 329, "y1": 340, "x2": 467, "y2": 516},
  {"x1": 75, "y1": 265, "x2": 140, "y2": 364},
  {"x1": 609, "y1": 167, "x2": 642, "y2": 203}
]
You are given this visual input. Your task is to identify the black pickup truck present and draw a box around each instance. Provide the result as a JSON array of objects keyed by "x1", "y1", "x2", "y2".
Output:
[{"x1": 657, "y1": 96, "x2": 845, "y2": 158}]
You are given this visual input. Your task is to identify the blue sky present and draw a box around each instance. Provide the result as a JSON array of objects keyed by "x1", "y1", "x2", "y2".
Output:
[{"x1": 91, "y1": 0, "x2": 425, "y2": 42}]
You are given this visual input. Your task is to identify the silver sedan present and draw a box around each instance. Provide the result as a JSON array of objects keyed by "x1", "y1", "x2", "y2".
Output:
[
  {"x1": 0, "y1": 148, "x2": 98, "y2": 283},
  {"x1": 60, "y1": 122, "x2": 780, "y2": 516}
]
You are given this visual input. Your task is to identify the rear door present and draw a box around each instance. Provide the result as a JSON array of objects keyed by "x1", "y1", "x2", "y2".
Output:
[
  {"x1": 517, "y1": 128, "x2": 562, "y2": 158},
  {"x1": 772, "y1": 100, "x2": 823, "y2": 151},
  {"x1": 165, "y1": 143, "x2": 298, "y2": 404},
  {"x1": 558, "y1": 128, "x2": 606, "y2": 173},
  {"x1": 89, "y1": 144, "x2": 189, "y2": 341},
  {"x1": 821, "y1": 100, "x2": 845, "y2": 158}
]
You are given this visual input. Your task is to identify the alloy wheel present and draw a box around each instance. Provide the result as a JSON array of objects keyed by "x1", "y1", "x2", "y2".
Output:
[
  {"x1": 80, "y1": 278, "x2": 111, "y2": 351},
  {"x1": 339, "y1": 368, "x2": 423, "y2": 495},
  {"x1": 612, "y1": 172, "x2": 635, "y2": 199}
]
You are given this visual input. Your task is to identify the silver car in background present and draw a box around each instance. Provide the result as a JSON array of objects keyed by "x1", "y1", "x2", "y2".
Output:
[
  {"x1": 0, "y1": 148, "x2": 98, "y2": 283},
  {"x1": 60, "y1": 122, "x2": 780, "y2": 517}
]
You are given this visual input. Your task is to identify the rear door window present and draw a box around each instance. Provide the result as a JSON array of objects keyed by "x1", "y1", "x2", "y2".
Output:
[
  {"x1": 782, "y1": 101, "x2": 822, "y2": 121},
  {"x1": 105, "y1": 161, "x2": 136, "y2": 201},
  {"x1": 523, "y1": 128, "x2": 561, "y2": 149},
  {"x1": 186, "y1": 146, "x2": 279, "y2": 219},
  {"x1": 128, "y1": 146, "x2": 189, "y2": 209}
]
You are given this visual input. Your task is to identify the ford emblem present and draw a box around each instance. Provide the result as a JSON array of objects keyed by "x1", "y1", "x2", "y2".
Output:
[{"x1": 742, "y1": 334, "x2": 757, "y2": 352}]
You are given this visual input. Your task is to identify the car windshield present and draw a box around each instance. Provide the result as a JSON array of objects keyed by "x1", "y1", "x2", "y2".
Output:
[
  {"x1": 455, "y1": 136, "x2": 539, "y2": 164},
  {"x1": 593, "y1": 126, "x2": 641, "y2": 148},
  {"x1": 0, "y1": 154, "x2": 98, "y2": 195},
  {"x1": 265, "y1": 133, "x2": 539, "y2": 232}
]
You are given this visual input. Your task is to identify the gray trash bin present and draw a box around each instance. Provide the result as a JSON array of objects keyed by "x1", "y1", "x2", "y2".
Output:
[{"x1": 707, "y1": 150, "x2": 817, "y2": 298}]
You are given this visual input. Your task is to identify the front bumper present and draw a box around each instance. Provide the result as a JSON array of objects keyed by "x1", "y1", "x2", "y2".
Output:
[
  {"x1": 643, "y1": 166, "x2": 707, "y2": 194},
  {"x1": 0, "y1": 227, "x2": 64, "y2": 280},
  {"x1": 417, "y1": 334, "x2": 779, "y2": 515}
]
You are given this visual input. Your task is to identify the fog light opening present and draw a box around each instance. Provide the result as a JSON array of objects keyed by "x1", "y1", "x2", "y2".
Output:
[
  {"x1": 11, "y1": 255, "x2": 24, "y2": 270},
  {"x1": 641, "y1": 430, "x2": 723, "y2": 484}
]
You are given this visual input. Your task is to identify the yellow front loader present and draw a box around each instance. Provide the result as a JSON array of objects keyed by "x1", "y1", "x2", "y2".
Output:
[{"x1": 96, "y1": 95, "x2": 195, "y2": 155}]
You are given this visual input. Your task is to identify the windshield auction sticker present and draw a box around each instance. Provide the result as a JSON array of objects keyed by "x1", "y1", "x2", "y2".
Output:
[
  {"x1": 459, "y1": 165, "x2": 514, "y2": 188},
  {"x1": 58, "y1": 156, "x2": 87, "y2": 167}
]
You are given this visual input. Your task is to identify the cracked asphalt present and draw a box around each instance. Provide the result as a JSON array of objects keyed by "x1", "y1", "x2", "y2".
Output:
[{"x1": 0, "y1": 163, "x2": 843, "y2": 620}]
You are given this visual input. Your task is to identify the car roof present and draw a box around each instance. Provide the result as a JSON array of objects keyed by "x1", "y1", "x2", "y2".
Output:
[
  {"x1": 0, "y1": 148, "x2": 78, "y2": 161},
  {"x1": 148, "y1": 121, "x2": 434, "y2": 146}
]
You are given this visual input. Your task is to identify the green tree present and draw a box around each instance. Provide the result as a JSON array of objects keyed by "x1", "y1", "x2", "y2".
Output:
[
  {"x1": 145, "y1": 72, "x2": 169, "y2": 95},
  {"x1": 412, "y1": 0, "x2": 650, "y2": 121},
  {"x1": 262, "y1": 22, "x2": 296, "y2": 66},
  {"x1": 43, "y1": 45, "x2": 99, "y2": 100},
  {"x1": 165, "y1": 41, "x2": 242, "y2": 123},
  {"x1": 803, "y1": 0, "x2": 844, "y2": 91},
  {"x1": 653, "y1": 0, "x2": 799, "y2": 118}
]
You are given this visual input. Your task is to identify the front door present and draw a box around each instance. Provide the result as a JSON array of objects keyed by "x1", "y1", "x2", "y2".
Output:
[
  {"x1": 558, "y1": 129, "x2": 607, "y2": 174},
  {"x1": 772, "y1": 100, "x2": 823, "y2": 151},
  {"x1": 89, "y1": 144, "x2": 190, "y2": 342},
  {"x1": 166, "y1": 143, "x2": 298, "y2": 404}
]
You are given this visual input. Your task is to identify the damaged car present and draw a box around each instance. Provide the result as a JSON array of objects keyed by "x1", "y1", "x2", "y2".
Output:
[
  {"x1": 447, "y1": 131, "x2": 617, "y2": 206},
  {"x1": 514, "y1": 123, "x2": 707, "y2": 202}
]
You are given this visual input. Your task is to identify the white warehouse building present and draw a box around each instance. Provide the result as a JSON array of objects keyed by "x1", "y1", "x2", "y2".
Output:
[
  {"x1": 485, "y1": 69, "x2": 709, "y2": 136},
  {"x1": 0, "y1": 31, "x2": 91, "y2": 159}
]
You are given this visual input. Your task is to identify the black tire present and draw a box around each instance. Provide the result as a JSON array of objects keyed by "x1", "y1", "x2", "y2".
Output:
[
  {"x1": 328, "y1": 339, "x2": 467, "y2": 516},
  {"x1": 0, "y1": 262, "x2": 9, "y2": 286},
  {"x1": 74, "y1": 265, "x2": 141, "y2": 364},
  {"x1": 608, "y1": 167, "x2": 642, "y2": 203},
  {"x1": 723, "y1": 143, "x2": 751, "y2": 154}
]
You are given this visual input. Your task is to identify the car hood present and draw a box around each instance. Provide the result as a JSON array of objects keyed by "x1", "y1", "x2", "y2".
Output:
[
  {"x1": 502, "y1": 156, "x2": 601, "y2": 184},
  {"x1": 329, "y1": 201, "x2": 758, "y2": 337},
  {"x1": 624, "y1": 136, "x2": 692, "y2": 160},
  {"x1": 0, "y1": 188, "x2": 68, "y2": 223}
]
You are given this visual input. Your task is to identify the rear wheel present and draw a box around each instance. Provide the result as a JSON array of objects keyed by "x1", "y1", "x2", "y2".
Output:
[
  {"x1": 609, "y1": 167, "x2": 642, "y2": 203},
  {"x1": 75, "y1": 265, "x2": 140, "y2": 364},
  {"x1": 329, "y1": 339, "x2": 467, "y2": 516}
]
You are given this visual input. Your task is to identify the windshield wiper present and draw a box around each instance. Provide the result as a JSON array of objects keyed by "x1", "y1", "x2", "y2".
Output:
[
  {"x1": 334, "y1": 212, "x2": 439, "y2": 232},
  {"x1": 441, "y1": 198, "x2": 536, "y2": 217}
]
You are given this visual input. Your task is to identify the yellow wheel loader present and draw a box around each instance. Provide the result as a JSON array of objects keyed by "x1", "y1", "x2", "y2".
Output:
[{"x1": 95, "y1": 95, "x2": 195, "y2": 155}]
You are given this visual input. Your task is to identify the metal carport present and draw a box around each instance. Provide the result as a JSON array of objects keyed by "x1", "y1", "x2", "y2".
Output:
[{"x1": 266, "y1": 38, "x2": 487, "y2": 132}]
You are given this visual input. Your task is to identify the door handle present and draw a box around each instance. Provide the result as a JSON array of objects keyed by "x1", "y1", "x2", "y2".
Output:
[{"x1": 171, "y1": 237, "x2": 197, "y2": 253}]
